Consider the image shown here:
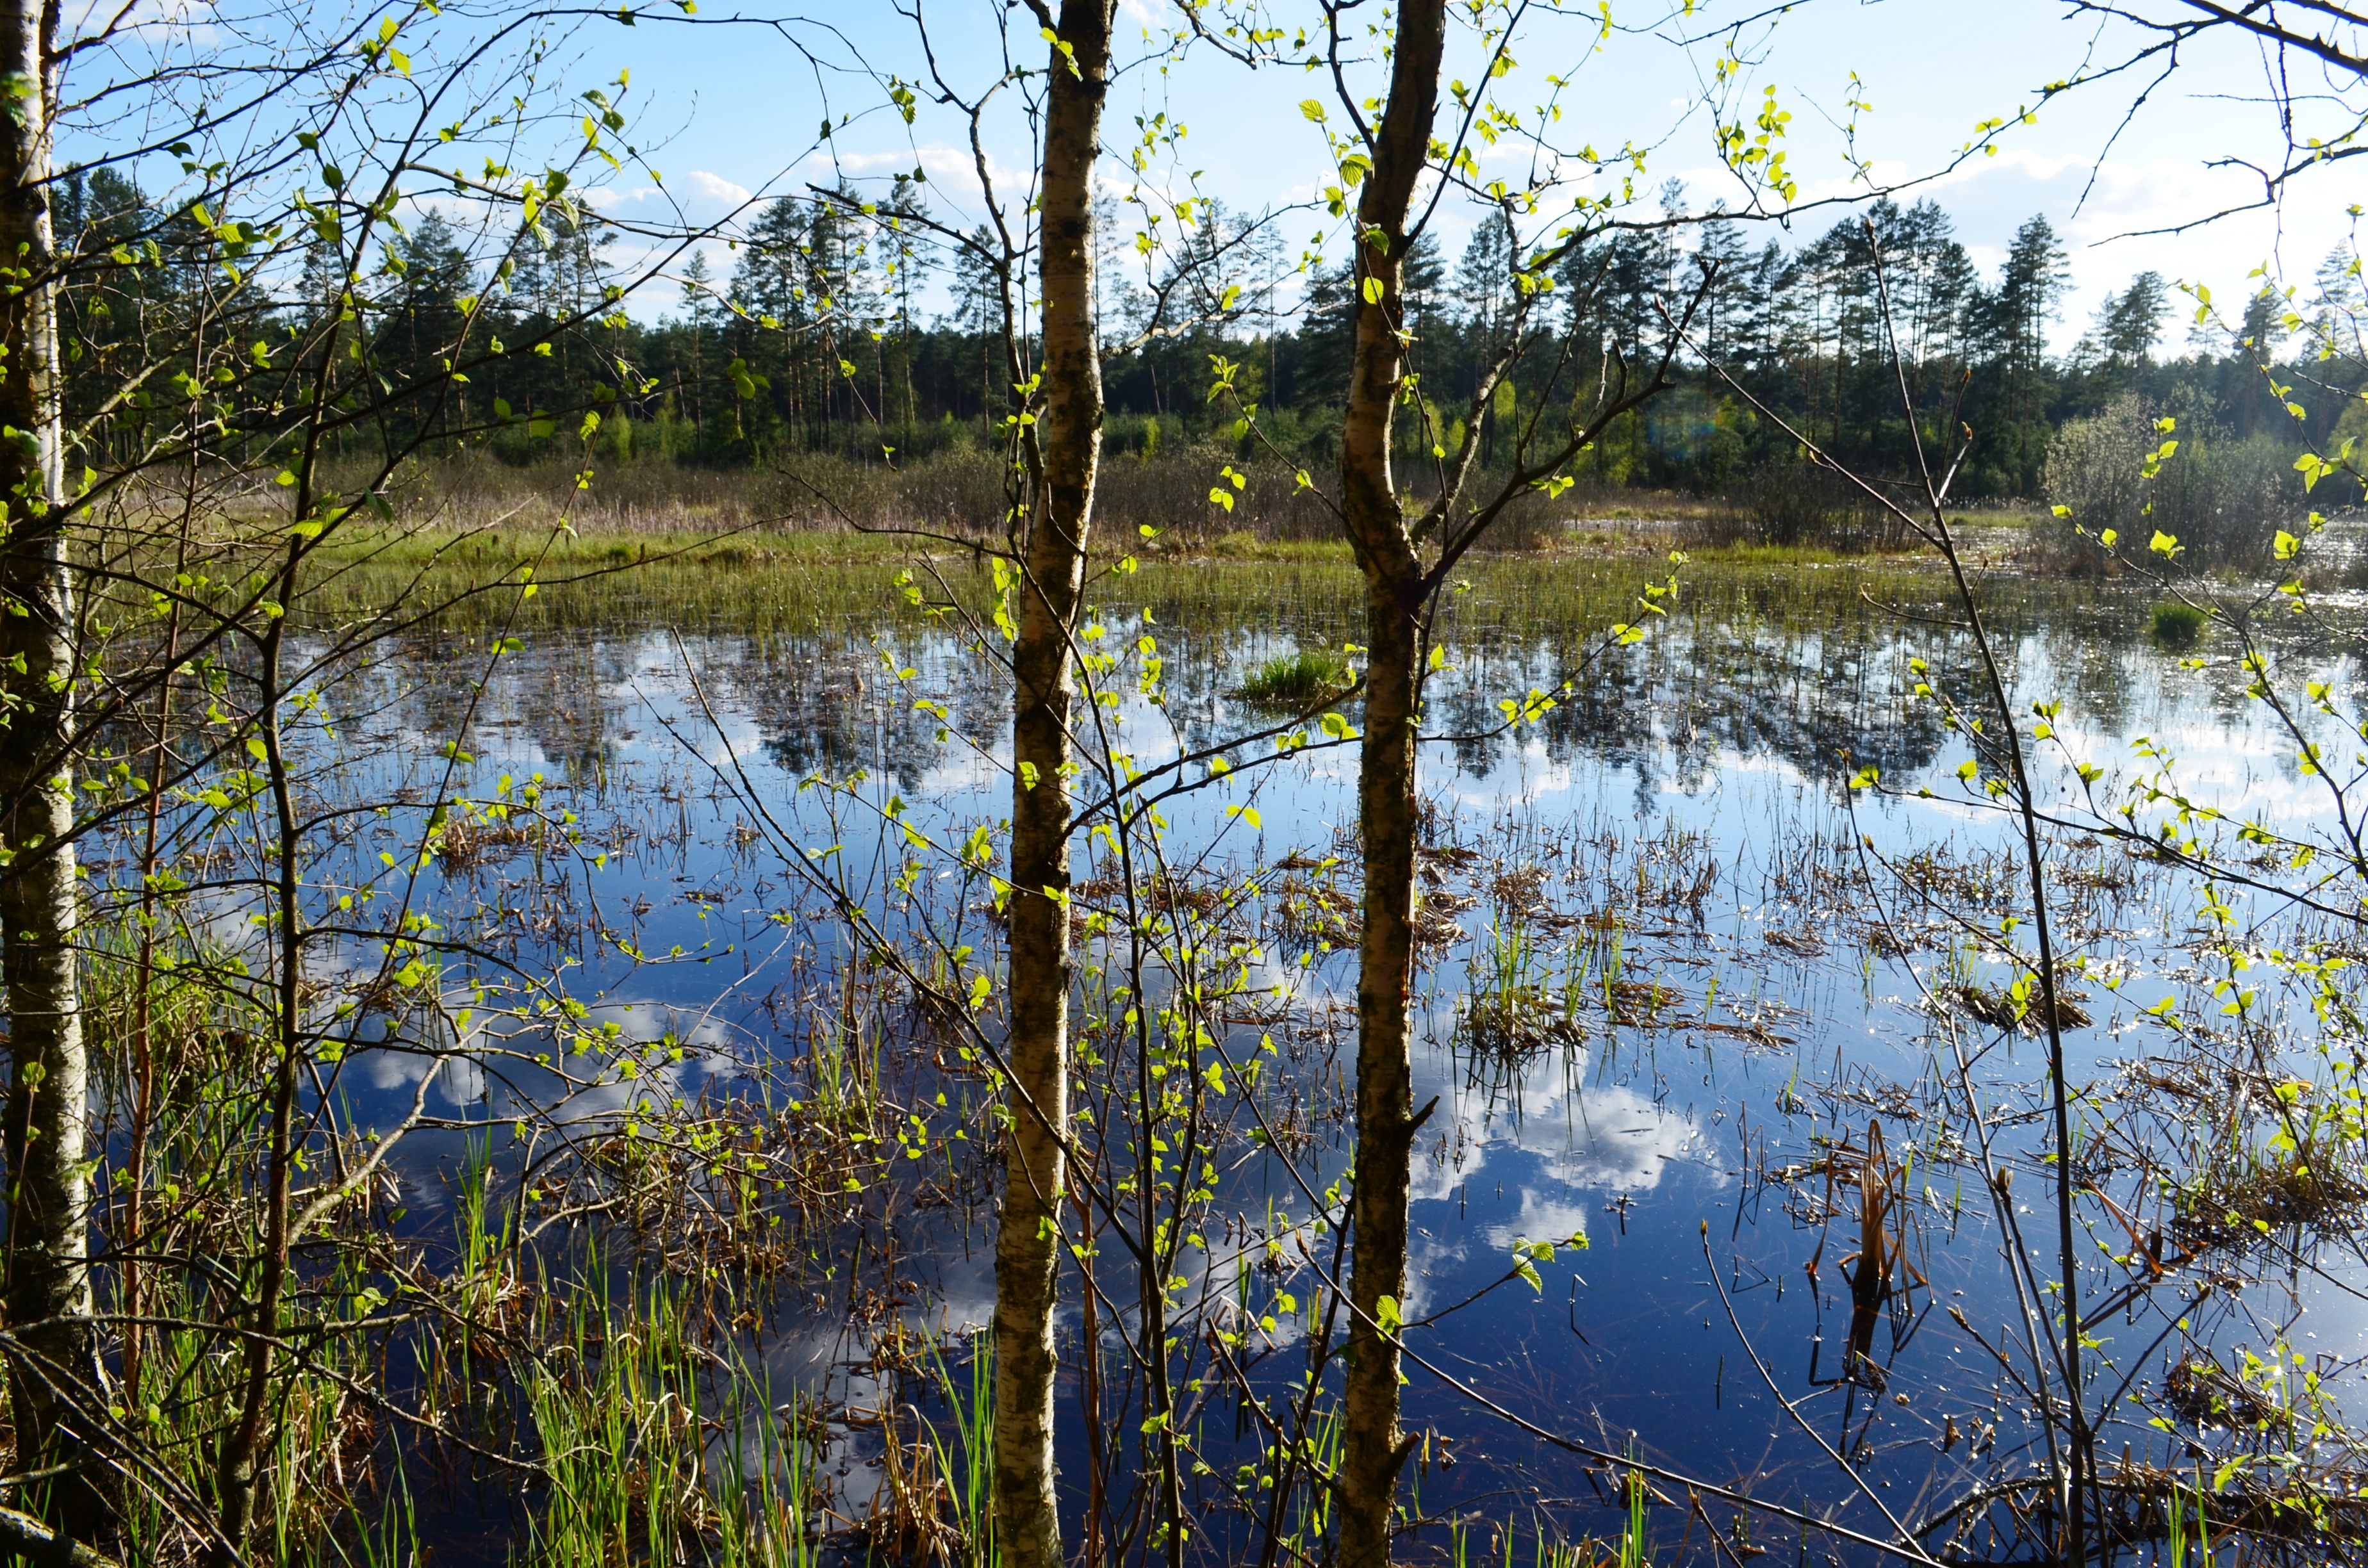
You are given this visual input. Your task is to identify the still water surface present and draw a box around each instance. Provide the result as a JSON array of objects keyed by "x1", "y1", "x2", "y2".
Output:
[{"x1": 277, "y1": 559, "x2": 2365, "y2": 1560}]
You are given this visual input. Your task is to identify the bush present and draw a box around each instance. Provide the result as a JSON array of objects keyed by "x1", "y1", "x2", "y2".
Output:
[
  {"x1": 2042, "y1": 396, "x2": 2303, "y2": 571},
  {"x1": 1686, "y1": 459, "x2": 1906, "y2": 552}
]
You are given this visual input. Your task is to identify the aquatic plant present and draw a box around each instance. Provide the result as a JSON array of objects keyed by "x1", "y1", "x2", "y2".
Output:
[
  {"x1": 2149, "y1": 600, "x2": 2209, "y2": 648},
  {"x1": 1236, "y1": 648, "x2": 1356, "y2": 706}
]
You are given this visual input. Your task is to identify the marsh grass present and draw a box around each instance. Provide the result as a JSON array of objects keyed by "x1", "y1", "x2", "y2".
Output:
[
  {"x1": 288, "y1": 524, "x2": 2074, "y2": 664},
  {"x1": 2150, "y1": 600, "x2": 2210, "y2": 648},
  {"x1": 1443, "y1": 1502, "x2": 1654, "y2": 1568},
  {"x1": 495, "y1": 1243, "x2": 832, "y2": 1568},
  {"x1": 1462, "y1": 896, "x2": 1591, "y2": 1056},
  {"x1": 862, "y1": 1339, "x2": 995, "y2": 1565},
  {"x1": 297, "y1": 526, "x2": 932, "y2": 635},
  {"x1": 71, "y1": 826, "x2": 941, "y2": 1566},
  {"x1": 1236, "y1": 648, "x2": 1356, "y2": 706},
  {"x1": 2172, "y1": 1132, "x2": 2368, "y2": 1257},
  {"x1": 1939, "y1": 979, "x2": 2094, "y2": 1033}
]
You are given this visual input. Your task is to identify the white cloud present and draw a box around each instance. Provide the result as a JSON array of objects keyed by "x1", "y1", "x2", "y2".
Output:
[
  {"x1": 1520, "y1": 1081, "x2": 1711, "y2": 1193},
  {"x1": 809, "y1": 143, "x2": 1017, "y2": 197},
  {"x1": 684, "y1": 169, "x2": 754, "y2": 207},
  {"x1": 1485, "y1": 1191, "x2": 1595, "y2": 1252}
]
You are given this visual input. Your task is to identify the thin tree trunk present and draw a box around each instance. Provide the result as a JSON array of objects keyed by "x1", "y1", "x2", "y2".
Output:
[
  {"x1": 124, "y1": 314, "x2": 202, "y2": 1419},
  {"x1": 992, "y1": 6, "x2": 1112, "y2": 1568},
  {"x1": 209, "y1": 298, "x2": 343, "y2": 1563},
  {"x1": 208, "y1": 573, "x2": 304, "y2": 1564},
  {"x1": 1335, "y1": 4, "x2": 1446, "y2": 1565}
]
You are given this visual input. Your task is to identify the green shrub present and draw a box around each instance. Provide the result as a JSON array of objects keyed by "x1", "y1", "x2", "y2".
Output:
[{"x1": 2043, "y1": 395, "x2": 2304, "y2": 571}]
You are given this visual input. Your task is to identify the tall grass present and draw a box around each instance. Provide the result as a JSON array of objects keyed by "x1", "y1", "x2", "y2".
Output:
[{"x1": 520, "y1": 1256, "x2": 823, "y2": 1566}]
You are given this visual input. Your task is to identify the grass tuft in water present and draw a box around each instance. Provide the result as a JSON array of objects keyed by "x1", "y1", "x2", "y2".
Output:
[
  {"x1": 1236, "y1": 648, "x2": 1354, "y2": 705},
  {"x1": 2150, "y1": 600, "x2": 2209, "y2": 648}
]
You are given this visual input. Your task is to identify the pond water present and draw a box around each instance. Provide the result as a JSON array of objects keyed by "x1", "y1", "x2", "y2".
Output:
[{"x1": 194, "y1": 552, "x2": 2368, "y2": 1562}]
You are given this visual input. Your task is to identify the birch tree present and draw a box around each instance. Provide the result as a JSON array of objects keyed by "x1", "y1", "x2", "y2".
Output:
[{"x1": 0, "y1": 0, "x2": 104, "y2": 1542}]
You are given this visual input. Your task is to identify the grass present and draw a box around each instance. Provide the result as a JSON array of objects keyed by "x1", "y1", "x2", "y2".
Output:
[
  {"x1": 1236, "y1": 647, "x2": 1356, "y2": 705},
  {"x1": 2151, "y1": 599, "x2": 2210, "y2": 648},
  {"x1": 73, "y1": 838, "x2": 896, "y2": 1565},
  {"x1": 2172, "y1": 1132, "x2": 2368, "y2": 1256},
  {"x1": 1464, "y1": 904, "x2": 1591, "y2": 1056},
  {"x1": 298, "y1": 523, "x2": 927, "y2": 633},
  {"x1": 262, "y1": 512, "x2": 2132, "y2": 658},
  {"x1": 516, "y1": 1255, "x2": 825, "y2": 1567},
  {"x1": 1939, "y1": 979, "x2": 2093, "y2": 1033}
]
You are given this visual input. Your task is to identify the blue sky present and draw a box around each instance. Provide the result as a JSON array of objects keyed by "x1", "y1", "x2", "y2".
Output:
[{"x1": 253, "y1": 0, "x2": 2368, "y2": 344}]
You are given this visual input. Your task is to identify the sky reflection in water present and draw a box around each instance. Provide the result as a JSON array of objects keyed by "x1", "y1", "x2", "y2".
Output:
[{"x1": 304, "y1": 573, "x2": 2364, "y2": 1557}]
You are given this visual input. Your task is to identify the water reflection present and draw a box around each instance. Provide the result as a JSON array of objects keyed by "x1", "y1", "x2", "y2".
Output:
[{"x1": 172, "y1": 562, "x2": 2368, "y2": 1560}]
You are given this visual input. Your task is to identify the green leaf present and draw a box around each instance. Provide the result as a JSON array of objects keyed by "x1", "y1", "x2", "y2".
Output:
[
  {"x1": 1300, "y1": 99, "x2": 1327, "y2": 122},
  {"x1": 1361, "y1": 275, "x2": 1383, "y2": 306}
]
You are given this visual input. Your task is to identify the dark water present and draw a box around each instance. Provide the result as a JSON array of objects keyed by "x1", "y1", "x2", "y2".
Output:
[{"x1": 204, "y1": 561, "x2": 2368, "y2": 1562}]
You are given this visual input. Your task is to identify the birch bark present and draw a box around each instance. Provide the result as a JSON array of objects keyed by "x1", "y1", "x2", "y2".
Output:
[{"x1": 0, "y1": 0, "x2": 104, "y2": 1538}]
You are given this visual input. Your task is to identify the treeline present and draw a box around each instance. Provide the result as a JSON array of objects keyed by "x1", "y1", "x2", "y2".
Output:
[{"x1": 60, "y1": 161, "x2": 2364, "y2": 508}]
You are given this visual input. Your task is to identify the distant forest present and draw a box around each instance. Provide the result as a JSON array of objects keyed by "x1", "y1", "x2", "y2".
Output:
[{"x1": 60, "y1": 168, "x2": 2368, "y2": 508}]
